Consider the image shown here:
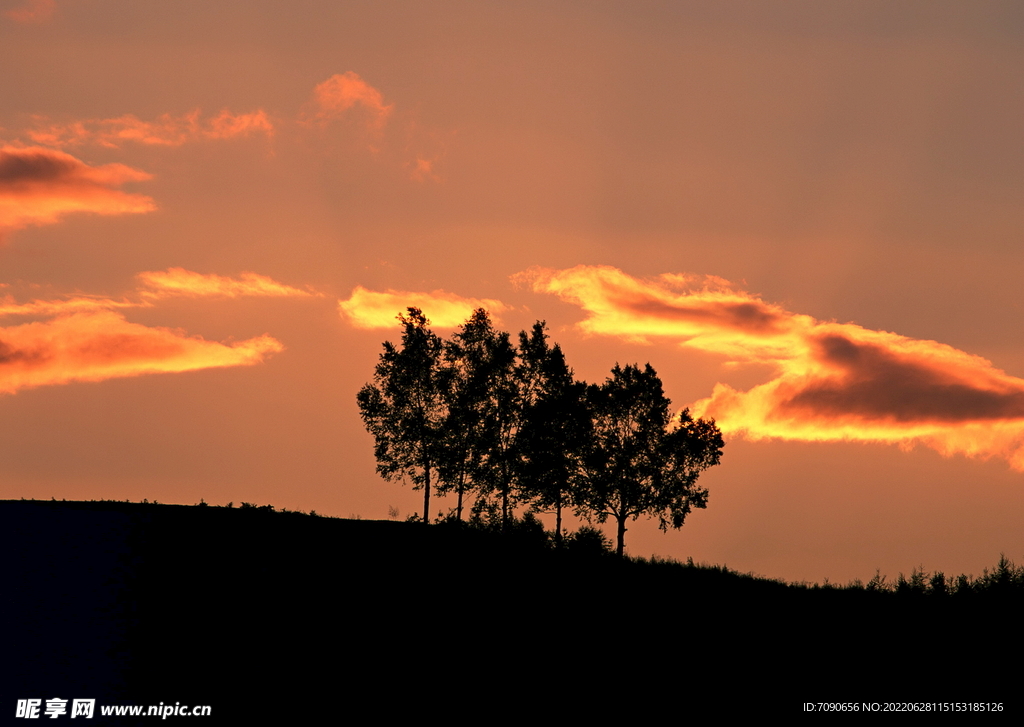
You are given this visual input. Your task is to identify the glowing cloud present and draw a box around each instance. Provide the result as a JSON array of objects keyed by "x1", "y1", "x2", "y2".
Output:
[
  {"x1": 0, "y1": 269, "x2": 311, "y2": 318},
  {"x1": 0, "y1": 268, "x2": 311, "y2": 393},
  {"x1": 5, "y1": 0, "x2": 55, "y2": 23},
  {"x1": 0, "y1": 146, "x2": 154, "y2": 231},
  {"x1": 339, "y1": 286, "x2": 507, "y2": 329},
  {"x1": 137, "y1": 268, "x2": 314, "y2": 299},
  {"x1": 0, "y1": 311, "x2": 282, "y2": 394},
  {"x1": 27, "y1": 109, "x2": 274, "y2": 148},
  {"x1": 303, "y1": 72, "x2": 393, "y2": 129},
  {"x1": 521, "y1": 264, "x2": 1024, "y2": 470},
  {"x1": 0, "y1": 295, "x2": 138, "y2": 318}
]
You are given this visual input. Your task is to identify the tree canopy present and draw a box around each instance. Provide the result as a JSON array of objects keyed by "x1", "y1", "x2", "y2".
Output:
[
  {"x1": 356, "y1": 308, "x2": 447, "y2": 523},
  {"x1": 516, "y1": 323, "x2": 591, "y2": 546},
  {"x1": 581, "y1": 363, "x2": 724, "y2": 556}
]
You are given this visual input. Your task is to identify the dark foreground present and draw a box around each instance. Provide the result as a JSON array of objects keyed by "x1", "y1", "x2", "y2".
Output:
[{"x1": 4, "y1": 500, "x2": 1018, "y2": 722}]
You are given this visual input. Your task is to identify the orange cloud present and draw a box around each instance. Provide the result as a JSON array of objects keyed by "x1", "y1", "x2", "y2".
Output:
[
  {"x1": 0, "y1": 294, "x2": 139, "y2": 318},
  {"x1": 339, "y1": 286, "x2": 508, "y2": 329},
  {"x1": 0, "y1": 269, "x2": 310, "y2": 317},
  {"x1": 5, "y1": 0, "x2": 54, "y2": 23},
  {"x1": 0, "y1": 311, "x2": 282, "y2": 394},
  {"x1": 137, "y1": 268, "x2": 314, "y2": 299},
  {"x1": 302, "y1": 72, "x2": 393, "y2": 129},
  {"x1": 521, "y1": 265, "x2": 1024, "y2": 470},
  {"x1": 204, "y1": 109, "x2": 275, "y2": 140},
  {"x1": 27, "y1": 109, "x2": 274, "y2": 148},
  {"x1": 0, "y1": 145, "x2": 154, "y2": 231}
]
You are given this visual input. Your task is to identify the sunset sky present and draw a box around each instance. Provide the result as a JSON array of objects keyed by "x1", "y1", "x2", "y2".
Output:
[{"x1": 4, "y1": 0, "x2": 1024, "y2": 583}]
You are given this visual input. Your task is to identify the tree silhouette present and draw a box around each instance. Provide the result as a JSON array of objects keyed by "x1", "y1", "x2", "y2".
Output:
[
  {"x1": 516, "y1": 322, "x2": 591, "y2": 547},
  {"x1": 357, "y1": 311, "x2": 724, "y2": 552},
  {"x1": 580, "y1": 363, "x2": 723, "y2": 557},
  {"x1": 437, "y1": 309, "x2": 502, "y2": 521},
  {"x1": 477, "y1": 314, "x2": 523, "y2": 528},
  {"x1": 435, "y1": 309, "x2": 523, "y2": 528},
  {"x1": 356, "y1": 308, "x2": 447, "y2": 522}
]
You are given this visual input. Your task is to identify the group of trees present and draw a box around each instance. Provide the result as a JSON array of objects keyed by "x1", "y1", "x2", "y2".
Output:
[{"x1": 356, "y1": 307, "x2": 724, "y2": 556}]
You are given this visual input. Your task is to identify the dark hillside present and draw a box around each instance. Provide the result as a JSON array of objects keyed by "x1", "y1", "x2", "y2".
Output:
[{"x1": 4, "y1": 500, "x2": 1016, "y2": 721}]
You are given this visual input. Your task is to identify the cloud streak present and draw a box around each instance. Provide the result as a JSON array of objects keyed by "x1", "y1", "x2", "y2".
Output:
[
  {"x1": 137, "y1": 268, "x2": 315, "y2": 299},
  {"x1": 0, "y1": 268, "x2": 313, "y2": 393},
  {"x1": 27, "y1": 109, "x2": 274, "y2": 148},
  {"x1": 18, "y1": 73, "x2": 442, "y2": 186},
  {"x1": 0, "y1": 311, "x2": 282, "y2": 395},
  {"x1": 0, "y1": 295, "x2": 137, "y2": 318},
  {"x1": 520, "y1": 265, "x2": 1024, "y2": 469},
  {"x1": 0, "y1": 270, "x2": 311, "y2": 319},
  {"x1": 0, "y1": 145, "x2": 154, "y2": 231},
  {"x1": 339, "y1": 286, "x2": 508, "y2": 329}
]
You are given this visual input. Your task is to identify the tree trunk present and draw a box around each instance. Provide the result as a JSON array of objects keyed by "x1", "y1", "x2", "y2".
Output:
[
  {"x1": 616, "y1": 515, "x2": 627, "y2": 557},
  {"x1": 423, "y1": 461, "x2": 431, "y2": 523},
  {"x1": 554, "y1": 486, "x2": 566, "y2": 549}
]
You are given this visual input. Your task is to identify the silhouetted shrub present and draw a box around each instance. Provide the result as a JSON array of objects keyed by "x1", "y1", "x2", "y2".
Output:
[
  {"x1": 463, "y1": 502, "x2": 551, "y2": 550},
  {"x1": 564, "y1": 525, "x2": 612, "y2": 556},
  {"x1": 504, "y1": 511, "x2": 549, "y2": 550}
]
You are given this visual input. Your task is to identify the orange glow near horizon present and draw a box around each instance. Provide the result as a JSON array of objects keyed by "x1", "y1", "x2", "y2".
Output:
[
  {"x1": 0, "y1": 146, "x2": 154, "y2": 231},
  {"x1": 339, "y1": 286, "x2": 508, "y2": 329},
  {"x1": 0, "y1": 311, "x2": 283, "y2": 395},
  {"x1": 523, "y1": 265, "x2": 1024, "y2": 469}
]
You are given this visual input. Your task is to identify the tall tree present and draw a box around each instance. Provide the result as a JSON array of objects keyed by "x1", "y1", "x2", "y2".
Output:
[
  {"x1": 441, "y1": 313, "x2": 565, "y2": 530},
  {"x1": 356, "y1": 308, "x2": 447, "y2": 522},
  {"x1": 517, "y1": 322, "x2": 591, "y2": 547},
  {"x1": 580, "y1": 363, "x2": 723, "y2": 557},
  {"x1": 437, "y1": 309, "x2": 499, "y2": 521},
  {"x1": 468, "y1": 312, "x2": 519, "y2": 528}
]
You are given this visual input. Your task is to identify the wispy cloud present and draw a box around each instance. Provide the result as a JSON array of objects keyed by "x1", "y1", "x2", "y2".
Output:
[
  {"x1": 339, "y1": 286, "x2": 508, "y2": 329},
  {"x1": 0, "y1": 294, "x2": 138, "y2": 318},
  {"x1": 0, "y1": 145, "x2": 154, "y2": 232},
  {"x1": 204, "y1": 109, "x2": 275, "y2": 140},
  {"x1": 0, "y1": 269, "x2": 312, "y2": 318},
  {"x1": 301, "y1": 72, "x2": 393, "y2": 130},
  {"x1": 0, "y1": 268, "x2": 316, "y2": 393},
  {"x1": 0, "y1": 311, "x2": 282, "y2": 395},
  {"x1": 520, "y1": 264, "x2": 1024, "y2": 469},
  {"x1": 27, "y1": 109, "x2": 274, "y2": 149},
  {"x1": 137, "y1": 268, "x2": 315, "y2": 299},
  {"x1": 18, "y1": 73, "x2": 445, "y2": 184},
  {"x1": 4, "y1": 0, "x2": 55, "y2": 24}
]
